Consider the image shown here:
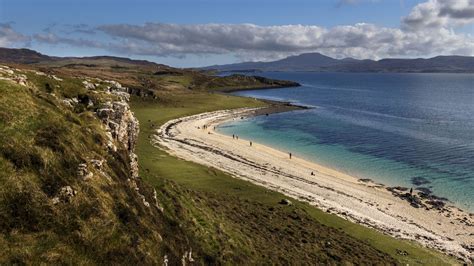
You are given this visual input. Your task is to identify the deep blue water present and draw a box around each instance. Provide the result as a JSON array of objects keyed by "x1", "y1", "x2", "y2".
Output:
[{"x1": 218, "y1": 72, "x2": 474, "y2": 212}]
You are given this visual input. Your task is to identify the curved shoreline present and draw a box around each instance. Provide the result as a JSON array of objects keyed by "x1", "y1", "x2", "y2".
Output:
[{"x1": 153, "y1": 108, "x2": 473, "y2": 262}]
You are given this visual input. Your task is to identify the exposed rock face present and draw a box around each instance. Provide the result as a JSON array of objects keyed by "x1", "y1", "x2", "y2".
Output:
[
  {"x1": 94, "y1": 80, "x2": 148, "y2": 205},
  {"x1": 97, "y1": 100, "x2": 140, "y2": 178}
]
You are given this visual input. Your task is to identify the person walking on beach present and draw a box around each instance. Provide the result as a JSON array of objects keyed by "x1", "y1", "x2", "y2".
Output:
[
  {"x1": 232, "y1": 134, "x2": 235, "y2": 139},
  {"x1": 236, "y1": 136, "x2": 239, "y2": 140},
  {"x1": 250, "y1": 141, "x2": 252, "y2": 147},
  {"x1": 289, "y1": 152, "x2": 292, "y2": 159}
]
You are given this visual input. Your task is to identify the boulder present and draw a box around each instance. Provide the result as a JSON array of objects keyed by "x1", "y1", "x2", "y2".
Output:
[
  {"x1": 77, "y1": 163, "x2": 93, "y2": 180},
  {"x1": 52, "y1": 186, "x2": 77, "y2": 204},
  {"x1": 279, "y1": 199, "x2": 292, "y2": 205},
  {"x1": 82, "y1": 80, "x2": 95, "y2": 90}
]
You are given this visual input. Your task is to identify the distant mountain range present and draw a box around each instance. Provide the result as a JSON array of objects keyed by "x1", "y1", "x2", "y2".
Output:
[
  {"x1": 204, "y1": 53, "x2": 474, "y2": 73},
  {"x1": 2, "y1": 48, "x2": 474, "y2": 73}
]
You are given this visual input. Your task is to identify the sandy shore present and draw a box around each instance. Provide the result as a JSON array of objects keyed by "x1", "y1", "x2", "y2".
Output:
[{"x1": 153, "y1": 107, "x2": 473, "y2": 262}]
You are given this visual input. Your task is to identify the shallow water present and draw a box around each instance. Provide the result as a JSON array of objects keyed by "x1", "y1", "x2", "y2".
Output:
[{"x1": 218, "y1": 72, "x2": 474, "y2": 212}]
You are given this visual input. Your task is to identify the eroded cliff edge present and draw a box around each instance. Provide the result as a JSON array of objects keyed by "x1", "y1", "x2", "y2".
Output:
[{"x1": 0, "y1": 66, "x2": 195, "y2": 264}]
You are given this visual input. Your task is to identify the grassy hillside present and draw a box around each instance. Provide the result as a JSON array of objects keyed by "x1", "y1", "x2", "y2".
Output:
[
  {"x1": 0, "y1": 61, "x2": 303, "y2": 264},
  {"x1": 0, "y1": 67, "x2": 194, "y2": 264},
  {"x1": 0, "y1": 50, "x2": 461, "y2": 264}
]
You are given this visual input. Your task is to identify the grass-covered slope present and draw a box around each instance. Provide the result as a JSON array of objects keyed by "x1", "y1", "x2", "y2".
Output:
[
  {"x1": 0, "y1": 49, "x2": 461, "y2": 264},
  {"x1": 0, "y1": 52, "x2": 303, "y2": 264},
  {"x1": 0, "y1": 67, "x2": 186, "y2": 264}
]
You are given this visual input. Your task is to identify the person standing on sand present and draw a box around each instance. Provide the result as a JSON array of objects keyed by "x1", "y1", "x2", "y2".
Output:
[
  {"x1": 250, "y1": 141, "x2": 252, "y2": 147},
  {"x1": 236, "y1": 136, "x2": 239, "y2": 140},
  {"x1": 289, "y1": 152, "x2": 292, "y2": 159},
  {"x1": 232, "y1": 134, "x2": 235, "y2": 139}
]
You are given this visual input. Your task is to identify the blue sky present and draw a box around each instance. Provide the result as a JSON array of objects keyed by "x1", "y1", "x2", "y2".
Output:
[
  {"x1": 1, "y1": 0, "x2": 417, "y2": 27},
  {"x1": 1, "y1": 0, "x2": 473, "y2": 67}
]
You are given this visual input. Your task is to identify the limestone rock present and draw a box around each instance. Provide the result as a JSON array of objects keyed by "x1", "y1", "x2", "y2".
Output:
[
  {"x1": 94, "y1": 80, "x2": 150, "y2": 208},
  {"x1": 83, "y1": 80, "x2": 95, "y2": 90},
  {"x1": 52, "y1": 186, "x2": 77, "y2": 204},
  {"x1": 77, "y1": 163, "x2": 93, "y2": 180},
  {"x1": 62, "y1": 97, "x2": 78, "y2": 108},
  {"x1": 153, "y1": 189, "x2": 164, "y2": 212},
  {"x1": 279, "y1": 198, "x2": 292, "y2": 205},
  {"x1": 0, "y1": 66, "x2": 28, "y2": 86},
  {"x1": 97, "y1": 101, "x2": 139, "y2": 155},
  {"x1": 182, "y1": 249, "x2": 195, "y2": 265},
  {"x1": 90, "y1": 159, "x2": 104, "y2": 170},
  {"x1": 51, "y1": 75, "x2": 63, "y2": 81}
]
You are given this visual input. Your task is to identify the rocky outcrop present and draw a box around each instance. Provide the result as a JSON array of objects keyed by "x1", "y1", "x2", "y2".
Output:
[
  {"x1": 0, "y1": 65, "x2": 28, "y2": 86},
  {"x1": 77, "y1": 163, "x2": 94, "y2": 180},
  {"x1": 52, "y1": 186, "x2": 77, "y2": 204},
  {"x1": 97, "y1": 100, "x2": 140, "y2": 180},
  {"x1": 94, "y1": 80, "x2": 148, "y2": 206}
]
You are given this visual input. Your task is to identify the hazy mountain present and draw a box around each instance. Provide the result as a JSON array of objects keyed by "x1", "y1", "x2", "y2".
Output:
[{"x1": 204, "y1": 53, "x2": 474, "y2": 73}]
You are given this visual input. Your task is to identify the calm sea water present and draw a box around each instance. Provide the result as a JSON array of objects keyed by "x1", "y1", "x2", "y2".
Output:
[{"x1": 218, "y1": 72, "x2": 474, "y2": 212}]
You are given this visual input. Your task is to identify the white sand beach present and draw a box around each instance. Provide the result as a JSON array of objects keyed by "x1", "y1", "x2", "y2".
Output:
[{"x1": 153, "y1": 108, "x2": 473, "y2": 261}]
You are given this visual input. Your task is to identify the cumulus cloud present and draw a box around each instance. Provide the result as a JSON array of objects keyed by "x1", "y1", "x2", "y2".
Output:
[
  {"x1": 92, "y1": 22, "x2": 474, "y2": 60},
  {"x1": 402, "y1": 0, "x2": 474, "y2": 30},
  {"x1": 0, "y1": 23, "x2": 30, "y2": 47},
  {"x1": 26, "y1": 0, "x2": 474, "y2": 61}
]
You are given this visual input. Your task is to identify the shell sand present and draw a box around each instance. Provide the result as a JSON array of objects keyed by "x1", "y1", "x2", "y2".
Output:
[{"x1": 153, "y1": 108, "x2": 473, "y2": 262}]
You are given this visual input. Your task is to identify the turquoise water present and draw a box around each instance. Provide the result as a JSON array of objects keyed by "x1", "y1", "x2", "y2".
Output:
[{"x1": 217, "y1": 72, "x2": 474, "y2": 212}]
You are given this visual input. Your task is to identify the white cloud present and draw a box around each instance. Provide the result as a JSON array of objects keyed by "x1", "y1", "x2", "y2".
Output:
[
  {"x1": 26, "y1": 0, "x2": 474, "y2": 61},
  {"x1": 94, "y1": 22, "x2": 474, "y2": 61},
  {"x1": 0, "y1": 23, "x2": 30, "y2": 47},
  {"x1": 402, "y1": 0, "x2": 474, "y2": 30}
]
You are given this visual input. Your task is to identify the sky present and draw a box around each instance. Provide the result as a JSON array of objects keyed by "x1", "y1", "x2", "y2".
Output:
[{"x1": 1, "y1": 0, "x2": 474, "y2": 67}]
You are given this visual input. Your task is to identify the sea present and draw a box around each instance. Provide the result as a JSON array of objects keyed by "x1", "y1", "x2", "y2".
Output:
[{"x1": 217, "y1": 72, "x2": 474, "y2": 212}]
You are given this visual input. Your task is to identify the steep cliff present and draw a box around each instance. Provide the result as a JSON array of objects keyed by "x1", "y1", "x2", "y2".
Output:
[
  {"x1": 0, "y1": 61, "x2": 309, "y2": 265},
  {"x1": 0, "y1": 65, "x2": 177, "y2": 264}
]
